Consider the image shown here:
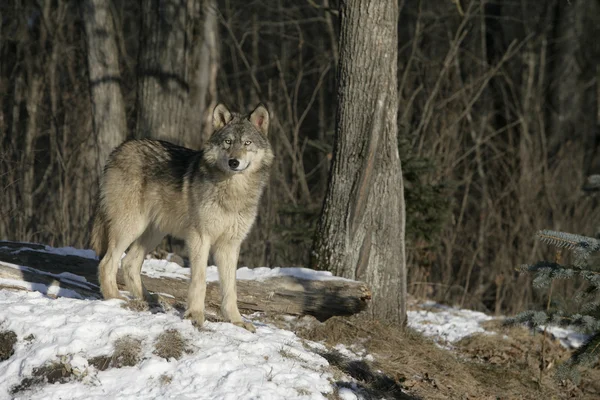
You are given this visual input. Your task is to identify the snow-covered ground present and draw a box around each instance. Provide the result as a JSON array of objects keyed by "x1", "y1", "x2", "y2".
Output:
[
  {"x1": 0, "y1": 290, "x2": 335, "y2": 400},
  {"x1": 407, "y1": 301, "x2": 494, "y2": 344},
  {"x1": 0, "y1": 244, "x2": 587, "y2": 399}
]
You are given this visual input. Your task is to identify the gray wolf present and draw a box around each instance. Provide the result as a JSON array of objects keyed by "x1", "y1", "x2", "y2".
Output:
[{"x1": 91, "y1": 103, "x2": 273, "y2": 332}]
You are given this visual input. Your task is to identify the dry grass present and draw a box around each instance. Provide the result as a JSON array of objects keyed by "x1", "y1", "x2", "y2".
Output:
[
  {"x1": 111, "y1": 336, "x2": 143, "y2": 368},
  {"x1": 289, "y1": 315, "x2": 600, "y2": 400},
  {"x1": 91, "y1": 330, "x2": 190, "y2": 372},
  {"x1": 295, "y1": 388, "x2": 311, "y2": 396},
  {"x1": 0, "y1": 330, "x2": 17, "y2": 361},
  {"x1": 154, "y1": 329, "x2": 189, "y2": 360},
  {"x1": 121, "y1": 299, "x2": 150, "y2": 312},
  {"x1": 79, "y1": 336, "x2": 144, "y2": 373},
  {"x1": 278, "y1": 346, "x2": 300, "y2": 361}
]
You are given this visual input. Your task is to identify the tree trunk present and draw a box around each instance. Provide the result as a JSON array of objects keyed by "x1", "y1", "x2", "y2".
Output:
[
  {"x1": 187, "y1": 0, "x2": 219, "y2": 147},
  {"x1": 136, "y1": 0, "x2": 217, "y2": 148},
  {"x1": 82, "y1": 0, "x2": 128, "y2": 175},
  {"x1": 311, "y1": 0, "x2": 406, "y2": 324}
]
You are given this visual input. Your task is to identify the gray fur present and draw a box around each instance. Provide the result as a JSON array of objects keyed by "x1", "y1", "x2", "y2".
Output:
[{"x1": 91, "y1": 103, "x2": 274, "y2": 332}]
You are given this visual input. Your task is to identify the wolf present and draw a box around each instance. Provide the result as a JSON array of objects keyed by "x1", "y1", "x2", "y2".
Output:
[{"x1": 90, "y1": 103, "x2": 274, "y2": 332}]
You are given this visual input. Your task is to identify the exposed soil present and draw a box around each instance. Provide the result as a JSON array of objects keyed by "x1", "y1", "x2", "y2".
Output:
[
  {"x1": 0, "y1": 330, "x2": 17, "y2": 361},
  {"x1": 273, "y1": 313, "x2": 600, "y2": 400}
]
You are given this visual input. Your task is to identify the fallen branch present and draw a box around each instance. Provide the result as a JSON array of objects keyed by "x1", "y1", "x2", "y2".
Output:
[{"x1": 0, "y1": 241, "x2": 371, "y2": 321}]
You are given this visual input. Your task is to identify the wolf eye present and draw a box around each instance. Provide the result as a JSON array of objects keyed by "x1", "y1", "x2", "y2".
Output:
[
  {"x1": 244, "y1": 140, "x2": 252, "y2": 146},
  {"x1": 225, "y1": 139, "x2": 232, "y2": 145}
]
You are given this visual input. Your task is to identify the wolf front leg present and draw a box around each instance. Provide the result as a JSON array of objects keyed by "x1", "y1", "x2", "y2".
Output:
[
  {"x1": 185, "y1": 231, "x2": 211, "y2": 327},
  {"x1": 213, "y1": 240, "x2": 255, "y2": 332}
]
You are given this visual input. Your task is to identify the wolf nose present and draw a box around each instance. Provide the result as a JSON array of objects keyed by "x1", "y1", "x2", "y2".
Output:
[{"x1": 228, "y1": 159, "x2": 240, "y2": 169}]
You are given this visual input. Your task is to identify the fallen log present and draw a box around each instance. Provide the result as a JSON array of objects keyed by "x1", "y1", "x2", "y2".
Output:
[{"x1": 0, "y1": 241, "x2": 371, "y2": 321}]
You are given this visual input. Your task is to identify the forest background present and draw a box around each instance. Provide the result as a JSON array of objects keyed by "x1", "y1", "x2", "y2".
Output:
[{"x1": 1, "y1": 0, "x2": 599, "y2": 316}]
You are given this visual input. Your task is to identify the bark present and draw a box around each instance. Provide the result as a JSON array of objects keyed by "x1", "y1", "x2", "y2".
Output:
[
  {"x1": 82, "y1": 0, "x2": 127, "y2": 174},
  {"x1": 0, "y1": 241, "x2": 371, "y2": 321},
  {"x1": 311, "y1": 0, "x2": 406, "y2": 324},
  {"x1": 188, "y1": 0, "x2": 219, "y2": 147},
  {"x1": 136, "y1": 0, "x2": 217, "y2": 148}
]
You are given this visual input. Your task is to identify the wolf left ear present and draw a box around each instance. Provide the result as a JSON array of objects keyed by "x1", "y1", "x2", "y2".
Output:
[
  {"x1": 213, "y1": 103, "x2": 233, "y2": 130},
  {"x1": 249, "y1": 103, "x2": 269, "y2": 136}
]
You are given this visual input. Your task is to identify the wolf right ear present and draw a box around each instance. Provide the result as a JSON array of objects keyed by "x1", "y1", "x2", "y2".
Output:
[
  {"x1": 213, "y1": 103, "x2": 233, "y2": 130},
  {"x1": 249, "y1": 103, "x2": 270, "y2": 136}
]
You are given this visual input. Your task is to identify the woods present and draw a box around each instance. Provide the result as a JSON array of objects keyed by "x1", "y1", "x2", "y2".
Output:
[{"x1": 1, "y1": 0, "x2": 600, "y2": 318}]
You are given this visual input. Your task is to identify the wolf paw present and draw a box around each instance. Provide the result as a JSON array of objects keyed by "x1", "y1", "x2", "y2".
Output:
[
  {"x1": 232, "y1": 320, "x2": 256, "y2": 333},
  {"x1": 101, "y1": 290, "x2": 127, "y2": 301},
  {"x1": 184, "y1": 310, "x2": 205, "y2": 327}
]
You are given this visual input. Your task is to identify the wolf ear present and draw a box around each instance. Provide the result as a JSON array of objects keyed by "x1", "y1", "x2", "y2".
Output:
[
  {"x1": 249, "y1": 103, "x2": 269, "y2": 136},
  {"x1": 213, "y1": 103, "x2": 233, "y2": 130}
]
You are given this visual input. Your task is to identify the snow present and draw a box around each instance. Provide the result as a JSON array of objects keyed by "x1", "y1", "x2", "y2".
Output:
[
  {"x1": 141, "y1": 258, "x2": 352, "y2": 283},
  {"x1": 0, "y1": 290, "x2": 336, "y2": 400},
  {"x1": 141, "y1": 259, "x2": 189, "y2": 280},
  {"x1": 407, "y1": 302, "x2": 494, "y2": 343},
  {"x1": 544, "y1": 326, "x2": 589, "y2": 349},
  {"x1": 407, "y1": 301, "x2": 589, "y2": 350}
]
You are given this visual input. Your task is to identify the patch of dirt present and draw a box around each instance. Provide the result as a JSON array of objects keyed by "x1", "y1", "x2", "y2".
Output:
[
  {"x1": 457, "y1": 326, "x2": 600, "y2": 398},
  {"x1": 0, "y1": 330, "x2": 17, "y2": 361},
  {"x1": 283, "y1": 314, "x2": 600, "y2": 400},
  {"x1": 10, "y1": 361, "x2": 75, "y2": 395},
  {"x1": 88, "y1": 355, "x2": 112, "y2": 371}
]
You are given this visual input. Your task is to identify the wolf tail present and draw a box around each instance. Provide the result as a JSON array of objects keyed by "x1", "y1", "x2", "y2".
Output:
[{"x1": 90, "y1": 205, "x2": 108, "y2": 258}]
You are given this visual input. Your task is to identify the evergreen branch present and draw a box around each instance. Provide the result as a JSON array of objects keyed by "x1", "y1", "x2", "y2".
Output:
[
  {"x1": 523, "y1": 261, "x2": 600, "y2": 282},
  {"x1": 566, "y1": 331, "x2": 600, "y2": 367},
  {"x1": 516, "y1": 229, "x2": 600, "y2": 381},
  {"x1": 556, "y1": 314, "x2": 600, "y2": 333},
  {"x1": 505, "y1": 310, "x2": 548, "y2": 328},
  {"x1": 537, "y1": 230, "x2": 600, "y2": 252},
  {"x1": 507, "y1": 311, "x2": 600, "y2": 334}
]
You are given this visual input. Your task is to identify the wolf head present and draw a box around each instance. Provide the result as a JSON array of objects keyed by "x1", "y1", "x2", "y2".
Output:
[{"x1": 204, "y1": 103, "x2": 274, "y2": 174}]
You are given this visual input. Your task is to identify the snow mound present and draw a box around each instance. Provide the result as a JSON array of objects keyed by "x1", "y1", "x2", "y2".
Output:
[
  {"x1": 0, "y1": 290, "x2": 336, "y2": 400},
  {"x1": 407, "y1": 302, "x2": 494, "y2": 343},
  {"x1": 141, "y1": 258, "x2": 351, "y2": 283}
]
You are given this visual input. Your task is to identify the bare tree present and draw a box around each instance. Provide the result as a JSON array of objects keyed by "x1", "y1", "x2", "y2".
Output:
[
  {"x1": 136, "y1": 0, "x2": 218, "y2": 148},
  {"x1": 82, "y1": 0, "x2": 127, "y2": 174},
  {"x1": 311, "y1": 0, "x2": 407, "y2": 324}
]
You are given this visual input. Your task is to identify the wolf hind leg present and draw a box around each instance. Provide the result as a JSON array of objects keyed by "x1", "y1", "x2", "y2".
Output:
[
  {"x1": 98, "y1": 216, "x2": 147, "y2": 300},
  {"x1": 213, "y1": 240, "x2": 255, "y2": 332},
  {"x1": 122, "y1": 228, "x2": 164, "y2": 302},
  {"x1": 99, "y1": 239, "x2": 133, "y2": 300}
]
